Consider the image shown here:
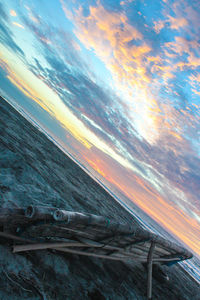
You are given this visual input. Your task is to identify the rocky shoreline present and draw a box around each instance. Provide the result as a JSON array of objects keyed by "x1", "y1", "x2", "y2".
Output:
[{"x1": 0, "y1": 97, "x2": 199, "y2": 299}]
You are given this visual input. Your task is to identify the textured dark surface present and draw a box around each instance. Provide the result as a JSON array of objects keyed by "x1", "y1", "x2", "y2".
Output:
[{"x1": 0, "y1": 97, "x2": 199, "y2": 299}]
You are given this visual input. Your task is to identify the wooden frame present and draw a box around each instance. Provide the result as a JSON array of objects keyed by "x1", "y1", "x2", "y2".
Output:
[{"x1": 0, "y1": 207, "x2": 193, "y2": 300}]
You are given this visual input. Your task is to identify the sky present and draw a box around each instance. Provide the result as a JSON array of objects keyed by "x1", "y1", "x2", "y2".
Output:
[{"x1": 0, "y1": 0, "x2": 199, "y2": 257}]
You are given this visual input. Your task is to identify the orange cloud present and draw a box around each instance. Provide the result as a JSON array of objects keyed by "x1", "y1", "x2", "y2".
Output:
[
  {"x1": 12, "y1": 22, "x2": 24, "y2": 29},
  {"x1": 169, "y1": 131, "x2": 182, "y2": 141},
  {"x1": 154, "y1": 15, "x2": 188, "y2": 34},
  {"x1": 62, "y1": 2, "x2": 198, "y2": 146},
  {"x1": 85, "y1": 157, "x2": 106, "y2": 177},
  {"x1": 10, "y1": 10, "x2": 17, "y2": 17},
  {"x1": 164, "y1": 37, "x2": 200, "y2": 70},
  {"x1": 168, "y1": 15, "x2": 188, "y2": 30},
  {"x1": 25, "y1": 5, "x2": 41, "y2": 24},
  {"x1": 188, "y1": 74, "x2": 200, "y2": 97},
  {"x1": 39, "y1": 36, "x2": 51, "y2": 45},
  {"x1": 64, "y1": 3, "x2": 175, "y2": 144},
  {"x1": 153, "y1": 20, "x2": 165, "y2": 33}
]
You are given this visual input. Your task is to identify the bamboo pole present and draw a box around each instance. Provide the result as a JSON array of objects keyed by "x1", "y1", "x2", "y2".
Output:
[
  {"x1": 25, "y1": 224, "x2": 96, "y2": 240},
  {"x1": 147, "y1": 242, "x2": 156, "y2": 300},
  {"x1": 45, "y1": 209, "x2": 192, "y2": 259},
  {"x1": 152, "y1": 257, "x2": 181, "y2": 263},
  {"x1": 53, "y1": 210, "x2": 135, "y2": 234},
  {"x1": 53, "y1": 248, "x2": 180, "y2": 263},
  {"x1": 25, "y1": 206, "x2": 57, "y2": 220},
  {"x1": 13, "y1": 240, "x2": 182, "y2": 263},
  {"x1": 51, "y1": 247, "x2": 148, "y2": 262},
  {"x1": 0, "y1": 206, "x2": 192, "y2": 262},
  {"x1": 13, "y1": 242, "x2": 100, "y2": 253},
  {"x1": 53, "y1": 210, "x2": 109, "y2": 227},
  {"x1": 13, "y1": 241, "x2": 130, "y2": 253}
]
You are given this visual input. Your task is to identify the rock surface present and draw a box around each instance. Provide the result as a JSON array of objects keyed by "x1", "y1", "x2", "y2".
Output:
[{"x1": 0, "y1": 97, "x2": 199, "y2": 299}]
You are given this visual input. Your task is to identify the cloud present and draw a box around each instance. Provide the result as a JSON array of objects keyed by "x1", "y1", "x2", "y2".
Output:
[
  {"x1": 10, "y1": 10, "x2": 17, "y2": 17},
  {"x1": 0, "y1": 55, "x2": 54, "y2": 114},
  {"x1": 60, "y1": 1, "x2": 200, "y2": 148},
  {"x1": 168, "y1": 15, "x2": 188, "y2": 30},
  {"x1": 154, "y1": 15, "x2": 188, "y2": 34},
  {"x1": 25, "y1": 5, "x2": 41, "y2": 24},
  {"x1": 0, "y1": 4, "x2": 25, "y2": 57},
  {"x1": 1, "y1": 0, "x2": 198, "y2": 195},
  {"x1": 12, "y1": 21, "x2": 24, "y2": 29},
  {"x1": 0, "y1": 6, "x2": 163, "y2": 189},
  {"x1": 66, "y1": 3, "x2": 165, "y2": 143},
  {"x1": 1, "y1": 41, "x2": 143, "y2": 174},
  {"x1": 153, "y1": 20, "x2": 165, "y2": 34},
  {"x1": 65, "y1": 0, "x2": 200, "y2": 213},
  {"x1": 0, "y1": 3, "x2": 8, "y2": 21},
  {"x1": 20, "y1": 1, "x2": 199, "y2": 168},
  {"x1": 21, "y1": 16, "x2": 52, "y2": 47}
]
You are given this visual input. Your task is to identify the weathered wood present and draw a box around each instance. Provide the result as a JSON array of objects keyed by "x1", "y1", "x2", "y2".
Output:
[
  {"x1": 0, "y1": 205, "x2": 194, "y2": 300},
  {"x1": 0, "y1": 206, "x2": 193, "y2": 264}
]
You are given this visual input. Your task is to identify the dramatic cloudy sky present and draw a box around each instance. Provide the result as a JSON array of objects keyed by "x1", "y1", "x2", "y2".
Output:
[{"x1": 0, "y1": 0, "x2": 199, "y2": 256}]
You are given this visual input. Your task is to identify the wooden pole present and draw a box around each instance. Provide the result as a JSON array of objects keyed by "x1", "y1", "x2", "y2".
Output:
[{"x1": 147, "y1": 241, "x2": 156, "y2": 300}]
